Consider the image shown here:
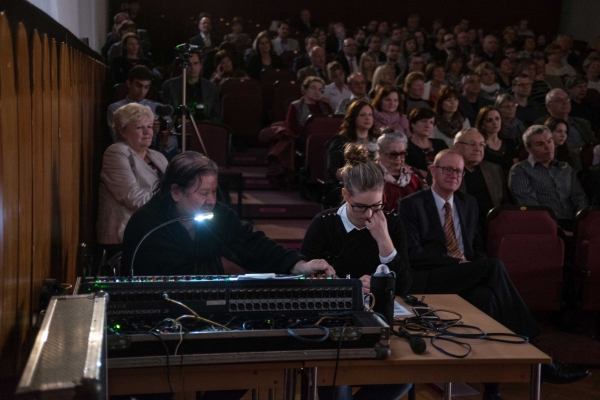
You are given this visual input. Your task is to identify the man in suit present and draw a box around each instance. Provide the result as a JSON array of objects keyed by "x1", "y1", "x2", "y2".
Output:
[
  {"x1": 333, "y1": 38, "x2": 360, "y2": 78},
  {"x1": 296, "y1": 46, "x2": 328, "y2": 84},
  {"x1": 453, "y1": 128, "x2": 507, "y2": 230},
  {"x1": 271, "y1": 21, "x2": 300, "y2": 55},
  {"x1": 189, "y1": 14, "x2": 221, "y2": 50},
  {"x1": 399, "y1": 149, "x2": 590, "y2": 391},
  {"x1": 162, "y1": 51, "x2": 221, "y2": 124},
  {"x1": 293, "y1": 35, "x2": 319, "y2": 74}
]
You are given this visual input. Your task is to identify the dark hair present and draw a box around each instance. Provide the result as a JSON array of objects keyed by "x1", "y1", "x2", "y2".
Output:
[
  {"x1": 372, "y1": 86, "x2": 404, "y2": 114},
  {"x1": 304, "y1": 34, "x2": 318, "y2": 46},
  {"x1": 445, "y1": 51, "x2": 466, "y2": 74},
  {"x1": 511, "y1": 74, "x2": 530, "y2": 86},
  {"x1": 425, "y1": 61, "x2": 445, "y2": 81},
  {"x1": 366, "y1": 33, "x2": 382, "y2": 46},
  {"x1": 408, "y1": 107, "x2": 436, "y2": 133},
  {"x1": 120, "y1": 33, "x2": 140, "y2": 57},
  {"x1": 544, "y1": 117, "x2": 571, "y2": 164},
  {"x1": 475, "y1": 106, "x2": 506, "y2": 139},
  {"x1": 341, "y1": 143, "x2": 384, "y2": 196},
  {"x1": 127, "y1": 65, "x2": 153, "y2": 82},
  {"x1": 277, "y1": 20, "x2": 290, "y2": 29},
  {"x1": 253, "y1": 31, "x2": 273, "y2": 54},
  {"x1": 339, "y1": 100, "x2": 376, "y2": 141},
  {"x1": 213, "y1": 50, "x2": 231, "y2": 68},
  {"x1": 157, "y1": 151, "x2": 219, "y2": 198},
  {"x1": 434, "y1": 87, "x2": 462, "y2": 116},
  {"x1": 400, "y1": 34, "x2": 417, "y2": 57},
  {"x1": 231, "y1": 16, "x2": 243, "y2": 26},
  {"x1": 565, "y1": 75, "x2": 588, "y2": 90}
]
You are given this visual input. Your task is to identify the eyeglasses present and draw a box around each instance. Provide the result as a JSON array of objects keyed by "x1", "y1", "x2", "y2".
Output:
[
  {"x1": 434, "y1": 165, "x2": 466, "y2": 176},
  {"x1": 348, "y1": 200, "x2": 385, "y2": 213},
  {"x1": 456, "y1": 141, "x2": 486, "y2": 149},
  {"x1": 550, "y1": 98, "x2": 571, "y2": 104},
  {"x1": 384, "y1": 151, "x2": 407, "y2": 159}
]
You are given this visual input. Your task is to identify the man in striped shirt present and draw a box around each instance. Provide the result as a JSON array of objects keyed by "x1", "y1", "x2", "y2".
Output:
[{"x1": 509, "y1": 125, "x2": 588, "y2": 234}]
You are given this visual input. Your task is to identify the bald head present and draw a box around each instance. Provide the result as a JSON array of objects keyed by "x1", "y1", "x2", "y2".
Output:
[
  {"x1": 453, "y1": 128, "x2": 485, "y2": 170},
  {"x1": 309, "y1": 46, "x2": 326, "y2": 69}
]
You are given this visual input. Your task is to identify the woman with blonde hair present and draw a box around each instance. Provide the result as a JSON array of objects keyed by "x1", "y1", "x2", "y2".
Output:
[{"x1": 368, "y1": 64, "x2": 396, "y2": 98}]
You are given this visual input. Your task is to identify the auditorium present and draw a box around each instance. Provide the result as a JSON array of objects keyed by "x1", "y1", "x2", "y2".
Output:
[{"x1": 1, "y1": 0, "x2": 600, "y2": 399}]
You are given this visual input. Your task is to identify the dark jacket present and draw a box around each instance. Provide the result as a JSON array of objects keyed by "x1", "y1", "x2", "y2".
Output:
[
  {"x1": 161, "y1": 76, "x2": 221, "y2": 124},
  {"x1": 458, "y1": 160, "x2": 507, "y2": 208}
]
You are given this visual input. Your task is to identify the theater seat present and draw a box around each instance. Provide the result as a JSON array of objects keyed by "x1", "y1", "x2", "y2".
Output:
[
  {"x1": 220, "y1": 78, "x2": 261, "y2": 99},
  {"x1": 304, "y1": 114, "x2": 344, "y2": 140},
  {"x1": 574, "y1": 206, "x2": 600, "y2": 310},
  {"x1": 222, "y1": 93, "x2": 263, "y2": 139},
  {"x1": 486, "y1": 205, "x2": 564, "y2": 310},
  {"x1": 272, "y1": 80, "x2": 301, "y2": 122}
]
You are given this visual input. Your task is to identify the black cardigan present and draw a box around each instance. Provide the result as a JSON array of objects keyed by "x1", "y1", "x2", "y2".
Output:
[
  {"x1": 300, "y1": 207, "x2": 413, "y2": 295},
  {"x1": 121, "y1": 195, "x2": 304, "y2": 276}
]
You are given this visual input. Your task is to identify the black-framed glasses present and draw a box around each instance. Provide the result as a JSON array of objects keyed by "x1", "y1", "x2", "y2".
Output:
[
  {"x1": 456, "y1": 141, "x2": 486, "y2": 149},
  {"x1": 348, "y1": 200, "x2": 385, "y2": 213},
  {"x1": 384, "y1": 151, "x2": 408, "y2": 160},
  {"x1": 434, "y1": 165, "x2": 466, "y2": 177}
]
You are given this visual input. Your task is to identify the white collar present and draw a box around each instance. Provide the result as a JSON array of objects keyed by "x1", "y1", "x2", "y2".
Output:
[
  {"x1": 431, "y1": 187, "x2": 455, "y2": 212},
  {"x1": 337, "y1": 203, "x2": 365, "y2": 233}
]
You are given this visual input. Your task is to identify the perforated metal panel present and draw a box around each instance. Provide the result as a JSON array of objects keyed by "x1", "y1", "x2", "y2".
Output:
[{"x1": 16, "y1": 293, "x2": 107, "y2": 399}]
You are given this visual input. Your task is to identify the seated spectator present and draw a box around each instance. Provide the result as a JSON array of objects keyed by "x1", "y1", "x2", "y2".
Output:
[
  {"x1": 294, "y1": 8, "x2": 312, "y2": 32},
  {"x1": 162, "y1": 51, "x2": 221, "y2": 123},
  {"x1": 190, "y1": 14, "x2": 222, "y2": 50},
  {"x1": 566, "y1": 75, "x2": 600, "y2": 132},
  {"x1": 354, "y1": 27, "x2": 368, "y2": 52},
  {"x1": 544, "y1": 116, "x2": 582, "y2": 172},
  {"x1": 369, "y1": 64, "x2": 396, "y2": 98},
  {"x1": 293, "y1": 35, "x2": 319, "y2": 74},
  {"x1": 107, "y1": 20, "x2": 139, "y2": 62},
  {"x1": 431, "y1": 27, "x2": 447, "y2": 54},
  {"x1": 534, "y1": 88, "x2": 598, "y2": 151},
  {"x1": 497, "y1": 56, "x2": 514, "y2": 89},
  {"x1": 466, "y1": 46, "x2": 484, "y2": 72},
  {"x1": 222, "y1": 16, "x2": 252, "y2": 45},
  {"x1": 314, "y1": 28, "x2": 329, "y2": 52},
  {"x1": 545, "y1": 44, "x2": 577, "y2": 80},
  {"x1": 406, "y1": 107, "x2": 448, "y2": 179},
  {"x1": 322, "y1": 62, "x2": 352, "y2": 110},
  {"x1": 97, "y1": 103, "x2": 168, "y2": 260},
  {"x1": 495, "y1": 93, "x2": 526, "y2": 143},
  {"x1": 444, "y1": 51, "x2": 467, "y2": 89},
  {"x1": 453, "y1": 128, "x2": 507, "y2": 232},
  {"x1": 517, "y1": 36, "x2": 544, "y2": 59},
  {"x1": 210, "y1": 50, "x2": 248, "y2": 87},
  {"x1": 331, "y1": 22, "x2": 348, "y2": 54},
  {"x1": 583, "y1": 56, "x2": 600, "y2": 93},
  {"x1": 359, "y1": 52, "x2": 377, "y2": 92},
  {"x1": 377, "y1": 131, "x2": 424, "y2": 211},
  {"x1": 285, "y1": 76, "x2": 331, "y2": 139},
  {"x1": 396, "y1": 52, "x2": 426, "y2": 87},
  {"x1": 432, "y1": 87, "x2": 470, "y2": 148},
  {"x1": 504, "y1": 44, "x2": 519, "y2": 67},
  {"x1": 503, "y1": 26, "x2": 519, "y2": 47},
  {"x1": 385, "y1": 41, "x2": 403, "y2": 78},
  {"x1": 113, "y1": 33, "x2": 152, "y2": 84},
  {"x1": 297, "y1": 46, "x2": 329, "y2": 85},
  {"x1": 517, "y1": 59, "x2": 551, "y2": 107},
  {"x1": 403, "y1": 72, "x2": 432, "y2": 114},
  {"x1": 271, "y1": 20, "x2": 300, "y2": 55},
  {"x1": 397, "y1": 35, "x2": 418, "y2": 74},
  {"x1": 301, "y1": 142, "x2": 413, "y2": 400},
  {"x1": 372, "y1": 86, "x2": 409, "y2": 135},
  {"x1": 326, "y1": 100, "x2": 378, "y2": 206},
  {"x1": 333, "y1": 38, "x2": 360, "y2": 78},
  {"x1": 246, "y1": 31, "x2": 283, "y2": 80},
  {"x1": 511, "y1": 74, "x2": 547, "y2": 126},
  {"x1": 422, "y1": 61, "x2": 447, "y2": 104},
  {"x1": 458, "y1": 72, "x2": 494, "y2": 126},
  {"x1": 414, "y1": 29, "x2": 431, "y2": 63},
  {"x1": 555, "y1": 33, "x2": 580, "y2": 69},
  {"x1": 476, "y1": 62, "x2": 506, "y2": 101},
  {"x1": 102, "y1": 12, "x2": 130, "y2": 60},
  {"x1": 476, "y1": 106, "x2": 518, "y2": 172},
  {"x1": 509, "y1": 125, "x2": 588, "y2": 233},
  {"x1": 365, "y1": 33, "x2": 387, "y2": 65},
  {"x1": 433, "y1": 32, "x2": 456, "y2": 65},
  {"x1": 335, "y1": 72, "x2": 369, "y2": 115},
  {"x1": 481, "y1": 34, "x2": 501, "y2": 65},
  {"x1": 517, "y1": 19, "x2": 535, "y2": 38}
]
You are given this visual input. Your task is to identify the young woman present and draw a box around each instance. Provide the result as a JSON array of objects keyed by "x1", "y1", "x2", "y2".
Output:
[
  {"x1": 475, "y1": 106, "x2": 518, "y2": 172},
  {"x1": 432, "y1": 87, "x2": 470, "y2": 148},
  {"x1": 377, "y1": 131, "x2": 424, "y2": 211},
  {"x1": 246, "y1": 31, "x2": 283, "y2": 80},
  {"x1": 303, "y1": 142, "x2": 412, "y2": 400},
  {"x1": 112, "y1": 33, "x2": 153, "y2": 84},
  {"x1": 359, "y1": 52, "x2": 377, "y2": 92},
  {"x1": 497, "y1": 56, "x2": 514, "y2": 89},
  {"x1": 372, "y1": 86, "x2": 409, "y2": 135},
  {"x1": 398, "y1": 34, "x2": 417, "y2": 73},
  {"x1": 444, "y1": 52, "x2": 467, "y2": 90},
  {"x1": 476, "y1": 61, "x2": 506, "y2": 101},
  {"x1": 545, "y1": 116, "x2": 582, "y2": 171},
  {"x1": 405, "y1": 107, "x2": 448, "y2": 179},
  {"x1": 423, "y1": 61, "x2": 447, "y2": 104}
]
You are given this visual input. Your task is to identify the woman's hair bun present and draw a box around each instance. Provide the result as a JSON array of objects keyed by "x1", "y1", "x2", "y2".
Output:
[{"x1": 343, "y1": 142, "x2": 369, "y2": 166}]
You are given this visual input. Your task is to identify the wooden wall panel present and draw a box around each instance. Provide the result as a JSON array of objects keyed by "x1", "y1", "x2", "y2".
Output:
[
  {"x1": 50, "y1": 38, "x2": 60, "y2": 281},
  {"x1": 0, "y1": 12, "x2": 20, "y2": 378}
]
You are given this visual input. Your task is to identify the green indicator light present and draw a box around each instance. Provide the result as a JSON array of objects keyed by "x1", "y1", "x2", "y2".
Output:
[
  {"x1": 327, "y1": 276, "x2": 332, "y2": 279},
  {"x1": 115, "y1": 324, "x2": 121, "y2": 329}
]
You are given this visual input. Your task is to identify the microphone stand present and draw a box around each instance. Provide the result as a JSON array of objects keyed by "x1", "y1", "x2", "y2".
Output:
[{"x1": 129, "y1": 212, "x2": 213, "y2": 276}]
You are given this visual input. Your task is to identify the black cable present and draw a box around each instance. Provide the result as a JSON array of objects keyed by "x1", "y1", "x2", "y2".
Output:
[
  {"x1": 149, "y1": 331, "x2": 174, "y2": 396},
  {"x1": 331, "y1": 321, "x2": 349, "y2": 400}
]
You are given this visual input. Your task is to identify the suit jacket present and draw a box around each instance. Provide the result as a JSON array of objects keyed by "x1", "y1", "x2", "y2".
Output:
[
  {"x1": 458, "y1": 160, "x2": 506, "y2": 208},
  {"x1": 399, "y1": 188, "x2": 486, "y2": 269},
  {"x1": 297, "y1": 66, "x2": 329, "y2": 85},
  {"x1": 189, "y1": 33, "x2": 222, "y2": 49},
  {"x1": 162, "y1": 76, "x2": 221, "y2": 124},
  {"x1": 97, "y1": 142, "x2": 168, "y2": 244},
  {"x1": 272, "y1": 37, "x2": 300, "y2": 55},
  {"x1": 293, "y1": 53, "x2": 310, "y2": 73}
]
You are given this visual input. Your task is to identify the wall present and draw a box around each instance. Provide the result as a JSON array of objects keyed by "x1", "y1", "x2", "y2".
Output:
[{"x1": 560, "y1": 0, "x2": 600, "y2": 45}]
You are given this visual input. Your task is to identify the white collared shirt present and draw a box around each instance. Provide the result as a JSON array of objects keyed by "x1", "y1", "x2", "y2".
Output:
[
  {"x1": 430, "y1": 189, "x2": 465, "y2": 256},
  {"x1": 337, "y1": 203, "x2": 397, "y2": 264},
  {"x1": 345, "y1": 55, "x2": 359, "y2": 74}
]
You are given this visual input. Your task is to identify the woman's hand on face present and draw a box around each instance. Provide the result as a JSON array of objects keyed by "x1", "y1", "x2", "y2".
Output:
[
  {"x1": 360, "y1": 275, "x2": 371, "y2": 294},
  {"x1": 364, "y1": 209, "x2": 390, "y2": 244}
]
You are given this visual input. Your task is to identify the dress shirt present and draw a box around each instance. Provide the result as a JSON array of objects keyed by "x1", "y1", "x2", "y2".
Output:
[
  {"x1": 509, "y1": 154, "x2": 588, "y2": 220},
  {"x1": 346, "y1": 55, "x2": 358, "y2": 73},
  {"x1": 322, "y1": 83, "x2": 352, "y2": 111},
  {"x1": 430, "y1": 188, "x2": 465, "y2": 256},
  {"x1": 337, "y1": 203, "x2": 397, "y2": 263},
  {"x1": 201, "y1": 33, "x2": 211, "y2": 47}
]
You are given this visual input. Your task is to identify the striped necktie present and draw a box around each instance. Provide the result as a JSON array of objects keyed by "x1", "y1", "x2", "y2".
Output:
[{"x1": 444, "y1": 202, "x2": 463, "y2": 259}]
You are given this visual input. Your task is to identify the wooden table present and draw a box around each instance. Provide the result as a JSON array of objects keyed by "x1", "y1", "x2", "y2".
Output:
[{"x1": 108, "y1": 294, "x2": 551, "y2": 400}]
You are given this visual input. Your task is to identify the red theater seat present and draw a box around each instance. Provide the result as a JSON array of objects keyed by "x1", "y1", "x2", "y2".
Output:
[
  {"x1": 574, "y1": 206, "x2": 600, "y2": 310},
  {"x1": 272, "y1": 80, "x2": 301, "y2": 123},
  {"x1": 220, "y1": 78, "x2": 261, "y2": 99},
  {"x1": 487, "y1": 205, "x2": 564, "y2": 310},
  {"x1": 222, "y1": 93, "x2": 263, "y2": 139}
]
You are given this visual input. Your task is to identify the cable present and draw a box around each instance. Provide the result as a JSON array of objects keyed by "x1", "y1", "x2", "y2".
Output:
[
  {"x1": 149, "y1": 331, "x2": 174, "y2": 395},
  {"x1": 163, "y1": 294, "x2": 231, "y2": 330},
  {"x1": 286, "y1": 321, "x2": 330, "y2": 343},
  {"x1": 331, "y1": 321, "x2": 349, "y2": 400}
]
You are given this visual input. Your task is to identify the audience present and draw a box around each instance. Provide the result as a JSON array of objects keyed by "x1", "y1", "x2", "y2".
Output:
[
  {"x1": 497, "y1": 57, "x2": 514, "y2": 89},
  {"x1": 210, "y1": 50, "x2": 248, "y2": 86},
  {"x1": 369, "y1": 64, "x2": 396, "y2": 98},
  {"x1": 322, "y1": 61, "x2": 351, "y2": 110},
  {"x1": 475, "y1": 106, "x2": 518, "y2": 172},
  {"x1": 403, "y1": 72, "x2": 431, "y2": 114},
  {"x1": 190, "y1": 14, "x2": 222, "y2": 50},
  {"x1": 566, "y1": 75, "x2": 600, "y2": 132},
  {"x1": 476, "y1": 62, "x2": 505, "y2": 101},
  {"x1": 444, "y1": 51, "x2": 467, "y2": 89},
  {"x1": 222, "y1": 16, "x2": 252, "y2": 45},
  {"x1": 335, "y1": 72, "x2": 369, "y2": 115},
  {"x1": 406, "y1": 107, "x2": 448, "y2": 179},
  {"x1": 297, "y1": 46, "x2": 328, "y2": 84},
  {"x1": 107, "y1": 20, "x2": 139, "y2": 62},
  {"x1": 509, "y1": 125, "x2": 588, "y2": 234},
  {"x1": 271, "y1": 21, "x2": 300, "y2": 55},
  {"x1": 459, "y1": 72, "x2": 494, "y2": 126},
  {"x1": 246, "y1": 31, "x2": 283, "y2": 80},
  {"x1": 422, "y1": 61, "x2": 447, "y2": 104},
  {"x1": 545, "y1": 43, "x2": 577, "y2": 80},
  {"x1": 495, "y1": 93, "x2": 526, "y2": 143},
  {"x1": 544, "y1": 116, "x2": 582, "y2": 172},
  {"x1": 285, "y1": 76, "x2": 331, "y2": 139},
  {"x1": 432, "y1": 87, "x2": 470, "y2": 148},
  {"x1": 385, "y1": 41, "x2": 403, "y2": 78},
  {"x1": 511, "y1": 74, "x2": 546, "y2": 126},
  {"x1": 517, "y1": 59, "x2": 551, "y2": 107},
  {"x1": 365, "y1": 33, "x2": 386, "y2": 65},
  {"x1": 334, "y1": 38, "x2": 360, "y2": 77},
  {"x1": 372, "y1": 86, "x2": 409, "y2": 135},
  {"x1": 293, "y1": 35, "x2": 319, "y2": 73},
  {"x1": 583, "y1": 55, "x2": 600, "y2": 92}
]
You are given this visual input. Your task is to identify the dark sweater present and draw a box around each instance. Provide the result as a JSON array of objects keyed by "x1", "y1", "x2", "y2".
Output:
[
  {"x1": 121, "y1": 195, "x2": 304, "y2": 276},
  {"x1": 300, "y1": 208, "x2": 412, "y2": 295}
]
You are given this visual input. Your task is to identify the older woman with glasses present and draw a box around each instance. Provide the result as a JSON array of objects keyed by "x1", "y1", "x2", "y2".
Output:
[
  {"x1": 495, "y1": 93, "x2": 526, "y2": 143},
  {"x1": 377, "y1": 131, "x2": 425, "y2": 211}
]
